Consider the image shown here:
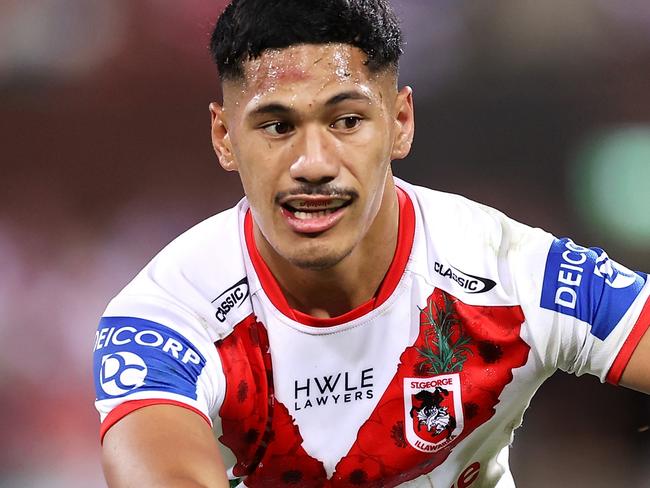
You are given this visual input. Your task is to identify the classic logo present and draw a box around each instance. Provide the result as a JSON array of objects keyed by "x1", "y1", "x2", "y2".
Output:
[
  {"x1": 403, "y1": 374, "x2": 464, "y2": 452},
  {"x1": 212, "y1": 277, "x2": 249, "y2": 323},
  {"x1": 434, "y1": 262, "x2": 496, "y2": 294},
  {"x1": 100, "y1": 351, "x2": 147, "y2": 397}
]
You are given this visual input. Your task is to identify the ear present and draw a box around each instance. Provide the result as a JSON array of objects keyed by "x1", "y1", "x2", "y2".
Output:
[
  {"x1": 209, "y1": 102, "x2": 237, "y2": 171},
  {"x1": 390, "y1": 86, "x2": 415, "y2": 161}
]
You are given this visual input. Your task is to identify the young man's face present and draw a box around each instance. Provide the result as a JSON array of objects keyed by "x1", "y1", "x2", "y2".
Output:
[{"x1": 211, "y1": 43, "x2": 414, "y2": 270}]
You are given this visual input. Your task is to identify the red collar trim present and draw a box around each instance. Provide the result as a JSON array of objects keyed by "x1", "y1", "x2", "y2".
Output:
[{"x1": 244, "y1": 185, "x2": 415, "y2": 327}]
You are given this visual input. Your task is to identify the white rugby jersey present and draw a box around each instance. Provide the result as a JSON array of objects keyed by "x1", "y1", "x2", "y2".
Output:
[{"x1": 93, "y1": 178, "x2": 650, "y2": 488}]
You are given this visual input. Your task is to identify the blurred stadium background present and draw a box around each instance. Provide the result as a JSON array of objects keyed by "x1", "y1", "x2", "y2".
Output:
[{"x1": 1, "y1": 1, "x2": 649, "y2": 486}]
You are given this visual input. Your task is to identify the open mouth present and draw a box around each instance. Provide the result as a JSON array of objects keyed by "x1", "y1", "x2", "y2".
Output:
[
  {"x1": 281, "y1": 198, "x2": 352, "y2": 219},
  {"x1": 279, "y1": 196, "x2": 353, "y2": 233}
]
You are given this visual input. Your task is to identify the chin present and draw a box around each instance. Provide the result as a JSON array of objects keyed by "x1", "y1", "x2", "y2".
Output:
[{"x1": 284, "y1": 244, "x2": 353, "y2": 271}]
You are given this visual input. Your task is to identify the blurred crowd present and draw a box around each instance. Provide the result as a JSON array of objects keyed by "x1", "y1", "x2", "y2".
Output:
[{"x1": 1, "y1": 1, "x2": 649, "y2": 486}]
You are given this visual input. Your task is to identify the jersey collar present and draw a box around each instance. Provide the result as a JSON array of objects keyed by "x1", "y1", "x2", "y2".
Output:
[{"x1": 244, "y1": 185, "x2": 415, "y2": 327}]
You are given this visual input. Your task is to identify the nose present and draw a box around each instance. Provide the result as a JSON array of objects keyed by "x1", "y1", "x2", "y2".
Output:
[{"x1": 289, "y1": 126, "x2": 339, "y2": 185}]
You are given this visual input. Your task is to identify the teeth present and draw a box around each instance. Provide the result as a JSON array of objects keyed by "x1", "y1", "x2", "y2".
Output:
[
  {"x1": 289, "y1": 198, "x2": 347, "y2": 210},
  {"x1": 294, "y1": 210, "x2": 330, "y2": 220}
]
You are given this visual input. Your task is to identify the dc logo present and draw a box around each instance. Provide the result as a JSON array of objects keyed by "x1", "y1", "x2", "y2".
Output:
[
  {"x1": 100, "y1": 352, "x2": 147, "y2": 397},
  {"x1": 594, "y1": 252, "x2": 637, "y2": 289}
]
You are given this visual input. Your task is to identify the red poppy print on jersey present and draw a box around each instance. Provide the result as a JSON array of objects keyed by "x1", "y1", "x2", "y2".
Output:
[
  {"x1": 330, "y1": 289, "x2": 530, "y2": 486},
  {"x1": 216, "y1": 315, "x2": 273, "y2": 478},
  {"x1": 217, "y1": 316, "x2": 327, "y2": 486},
  {"x1": 216, "y1": 289, "x2": 530, "y2": 487}
]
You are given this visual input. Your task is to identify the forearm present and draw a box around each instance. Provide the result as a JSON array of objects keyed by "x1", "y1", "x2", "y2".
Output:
[
  {"x1": 106, "y1": 475, "x2": 218, "y2": 488},
  {"x1": 102, "y1": 405, "x2": 230, "y2": 488},
  {"x1": 105, "y1": 474, "x2": 219, "y2": 488}
]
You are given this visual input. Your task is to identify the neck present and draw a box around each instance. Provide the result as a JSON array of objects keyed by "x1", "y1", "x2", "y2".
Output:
[{"x1": 255, "y1": 179, "x2": 400, "y2": 319}]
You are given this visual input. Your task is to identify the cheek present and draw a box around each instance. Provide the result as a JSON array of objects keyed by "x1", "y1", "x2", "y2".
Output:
[
  {"x1": 233, "y1": 156, "x2": 284, "y2": 232},
  {"x1": 357, "y1": 141, "x2": 393, "y2": 188},
  {"x1": 337, "y1": 131, "x2": 391, "y2": 180},
  {"x1": 233, "y1": 145, "x2": 271, "y2": 194},
  {"x1": 242, "y1": 170, "x2": 272, "y2": 211},
  {"x1": 357, "y1": 118, "x2": 394, "y2": 160}
]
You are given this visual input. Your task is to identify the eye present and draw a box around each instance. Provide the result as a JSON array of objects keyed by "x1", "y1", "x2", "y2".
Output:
[
  {"x1": 261, "y1": 121, "x2": 293, "y2": 136},
  {"x1": 331, "y1": 116, "x2": 362, "y2": 131}
]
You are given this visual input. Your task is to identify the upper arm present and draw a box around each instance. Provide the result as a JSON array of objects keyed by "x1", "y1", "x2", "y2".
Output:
[
  {"x1": 93, "y1": 311, "x2": 229, "y2": 486},
  {"x1": 506, "y1": 228, "x2": 650, "y2": 383},
  {"x1": 102, "y1": 404, "x2": 229, "y2": 488},
  {"x1": 620, "y1": 326, "x2": 650, "y2": 395}
]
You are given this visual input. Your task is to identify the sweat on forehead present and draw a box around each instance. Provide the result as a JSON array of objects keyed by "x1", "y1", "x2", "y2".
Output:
[{"x1": 237, "y1": 44, "x2": 375, "y2": 90}]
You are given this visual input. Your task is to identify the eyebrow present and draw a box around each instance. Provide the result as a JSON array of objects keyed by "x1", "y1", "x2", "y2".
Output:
[
  {"x1": 247, "y1": 90, "x2": 373, "y2": 118},
  {"x1": 248, "y1": 103, "x2": 293, "y2": 118},
  {"x1": 324, "y1": 90, "x2": 373, "y2": 106}
]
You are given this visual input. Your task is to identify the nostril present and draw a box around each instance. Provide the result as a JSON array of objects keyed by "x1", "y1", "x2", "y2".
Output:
[{"x1": 294, "y1": 176, "x2": 335, "y2": 185}]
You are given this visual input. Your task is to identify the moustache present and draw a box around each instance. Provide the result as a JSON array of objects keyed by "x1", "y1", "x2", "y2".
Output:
[{"x1": 275, "y1": 185, "x2": 359, "y2": 204}]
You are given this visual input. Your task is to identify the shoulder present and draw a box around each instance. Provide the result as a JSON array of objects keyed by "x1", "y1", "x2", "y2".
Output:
[
  {"x1": 104, "y1": 199, "x2": 252, "y2": 340},
  {"x1": 397, "y1": 178, "x2": 555, "y2": 304},
  {"x1": 400, "y1": 178, "x2": 549, "y2": 245}
]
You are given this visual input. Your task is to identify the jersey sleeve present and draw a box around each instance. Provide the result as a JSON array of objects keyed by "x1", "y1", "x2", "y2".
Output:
[
  {"x1": 93, "y1": 292, "x2": 225, "y2": 442},
  {"x1": 507, "y1": 223, "x2": 650, "y2": 383}
]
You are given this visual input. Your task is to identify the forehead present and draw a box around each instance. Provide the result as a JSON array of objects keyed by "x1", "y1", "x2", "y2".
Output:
[
  {"x1": 245, "y1": 44, "x2": 367, "y2": 88},
  {"x1": 223, "y1": 43, "x2": 386, "y2": 107}
]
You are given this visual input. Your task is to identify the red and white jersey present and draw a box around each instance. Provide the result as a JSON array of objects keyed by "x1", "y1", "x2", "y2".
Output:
[{"x1": 93, "y1": 178, "x2": 650, "y2": 487}]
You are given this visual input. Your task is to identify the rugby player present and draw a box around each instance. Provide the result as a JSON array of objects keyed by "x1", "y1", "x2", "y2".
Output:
[{"x1": 94, "y1": 1, "x2": 650, "y2": 486}]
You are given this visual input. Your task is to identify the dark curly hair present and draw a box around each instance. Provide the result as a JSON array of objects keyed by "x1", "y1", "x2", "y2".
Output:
[{"x1": 210, "y1": 0, "x2": 403, "y2": 81}]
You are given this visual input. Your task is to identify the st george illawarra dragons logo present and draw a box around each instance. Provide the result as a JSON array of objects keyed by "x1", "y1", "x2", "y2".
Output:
[
  {"x1": 403, "y1": 293, "x2": 471, "y2": 452},
  {"x1": 411, "y1": 386, "x2": 456, "y2": 437}
]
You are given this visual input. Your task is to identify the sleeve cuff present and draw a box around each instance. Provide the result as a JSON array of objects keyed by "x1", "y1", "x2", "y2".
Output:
[
  {"x1": 606, "y1": 297, "x2": 650, "y2": 385},
  {"x1": 100, "y1": 398, "x2": 212, "y2": 443}
]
